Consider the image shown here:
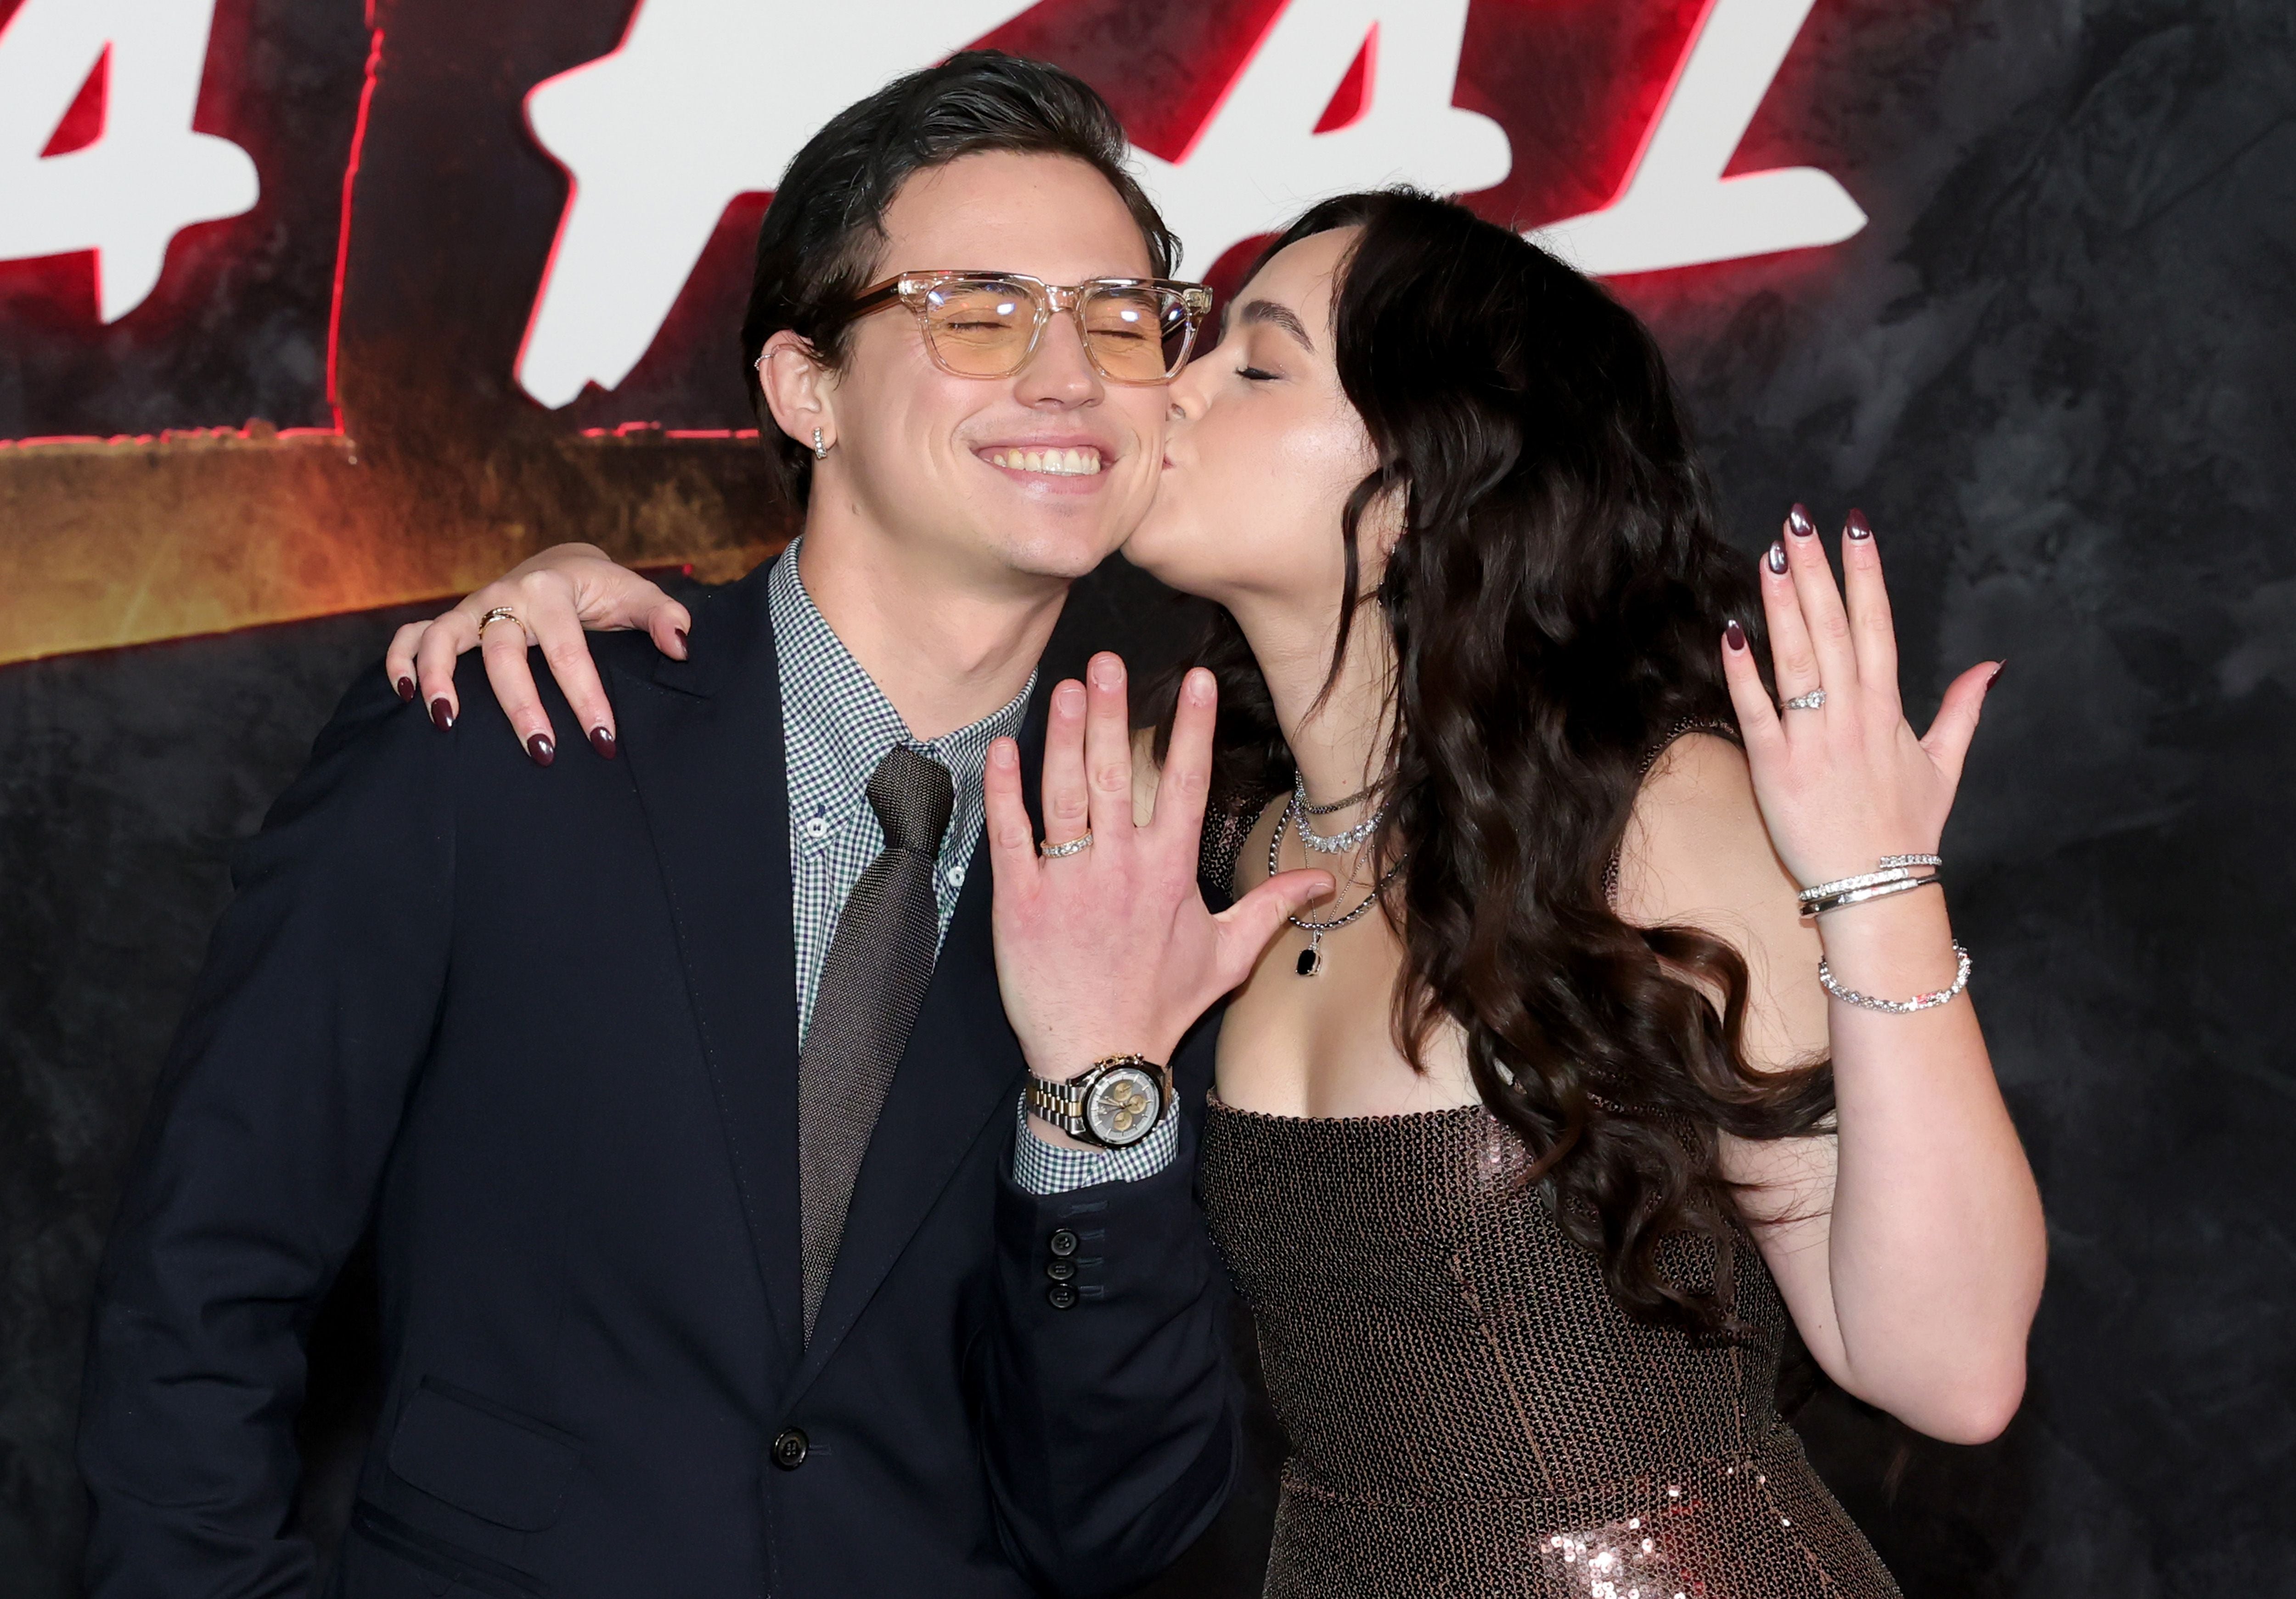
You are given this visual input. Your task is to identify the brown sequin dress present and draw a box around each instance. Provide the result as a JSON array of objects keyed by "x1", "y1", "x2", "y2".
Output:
[{"x1": 1199, "y1": 1100, "x2": 1901, "y2": 1599}]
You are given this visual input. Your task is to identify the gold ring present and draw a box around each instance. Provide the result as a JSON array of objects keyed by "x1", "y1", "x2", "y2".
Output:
[
  {"x1": 1038, "y1": 832, "x2": 1093, "y2": 860},
  {"x1": 477, "y1": 606, "x2": 521, "y2": 635}
]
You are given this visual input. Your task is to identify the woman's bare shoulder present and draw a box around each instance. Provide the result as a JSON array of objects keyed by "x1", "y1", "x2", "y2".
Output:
[{"x1": 1614, "y1": 733, "x2": 1790, "y2": 934}]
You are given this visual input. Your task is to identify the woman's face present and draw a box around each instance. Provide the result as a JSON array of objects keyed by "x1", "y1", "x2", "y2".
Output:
[{"x1": 1124, "y1": 228, "x2": 1380, "y2": 617}]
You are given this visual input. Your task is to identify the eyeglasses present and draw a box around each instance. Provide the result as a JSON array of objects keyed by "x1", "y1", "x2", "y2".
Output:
[{"x1": 845, "y1": 271, "x2": 1214, "y2": 386}]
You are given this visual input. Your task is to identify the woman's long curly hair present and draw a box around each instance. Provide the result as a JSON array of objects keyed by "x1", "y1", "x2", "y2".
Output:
[{"x1": 1154, "y1": 190, "x2": 1834, "y2": 1336}]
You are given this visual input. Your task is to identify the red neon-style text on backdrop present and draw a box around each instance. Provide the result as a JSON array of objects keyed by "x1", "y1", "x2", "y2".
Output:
[
  {"x1": 0, "y1": 0, "x2": 258, "y2": 322},
  {"x1": 1530, "y1": 0, "x2": 1866, "y2": 275},
  {"x1": 513, "y1": 0, "x2": 1513, "y2": 408}
]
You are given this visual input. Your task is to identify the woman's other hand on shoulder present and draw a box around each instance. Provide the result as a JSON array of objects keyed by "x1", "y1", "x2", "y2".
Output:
[{"x1": 383, "y1": 544, "x2": 688, "y2": 765}]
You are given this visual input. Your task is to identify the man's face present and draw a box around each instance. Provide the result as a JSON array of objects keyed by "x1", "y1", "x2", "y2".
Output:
[{"x1": 809, "y1": 152, "x2": 1171, "y2": 590}]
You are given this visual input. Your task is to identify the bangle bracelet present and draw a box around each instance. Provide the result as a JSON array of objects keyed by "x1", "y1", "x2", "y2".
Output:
[
  {"x1": 1800, "y1": 866, "x2": 1921, "y2": 903},
  {"x1": 1819, "y1": 941, "x2": 1971, "y2": 1013},
  {"x1": 1800, "y1": 854, "x2": 1947, "y2": 906},
  {"x1": 1802, "y1": 873, "x2": 1940, "y2": 917}
]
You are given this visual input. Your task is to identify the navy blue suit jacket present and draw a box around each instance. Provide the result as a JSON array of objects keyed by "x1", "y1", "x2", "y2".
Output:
[{"x1": 77, "y1": 561, "x2": 1239, "y2": 1598}]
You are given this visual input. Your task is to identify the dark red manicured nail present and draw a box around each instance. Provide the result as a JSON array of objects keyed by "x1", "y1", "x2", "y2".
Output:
[
  {"x1": 1788, "y1": 503, "x2": 1817, "y2": 538},
  {"x1": 430, "y1": 698, "x2": 455, "y2": 731},
  {"x1": 1988, "y1": 659, "x2": 2008, "y2": 687},
  {"x1": 527, "y1": 734, "x2": 556, "y2": 766},
  {"x1": 395, "y1": 676, "x2": 416, "y2": 702},
  {"x1": 1846, "y1": 508, "x2": 1873, "y2": 541},
  {"x1": 589, "y1": 726, "x2": 617, "y2": 759},
  {"x1": 1725, "y1": 619, "x2": 1747, "y2": 652},
  {"x1": 1766, "y1": 541, "x2": 1788, "y2": 575}
]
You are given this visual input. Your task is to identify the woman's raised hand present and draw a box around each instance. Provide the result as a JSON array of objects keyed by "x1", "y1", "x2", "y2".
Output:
[
  {"x1": 1720, "y1": 506, "x2": 2000, "y2": 889},
  {"x1": 982, "y1": 656, "x2": 1333, "y2": 1087},
  {"x1": 383, "y1": 544, "x2": 689, "y2": 763}
]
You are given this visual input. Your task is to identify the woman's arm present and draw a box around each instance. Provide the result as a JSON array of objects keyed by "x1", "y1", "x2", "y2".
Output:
[
  {"x1": 383, "y1": 543, "x2": 690, "y2": 760},
  {"x1": 1616, "y1": 510, "x2": 2045, "y2": 1446}
]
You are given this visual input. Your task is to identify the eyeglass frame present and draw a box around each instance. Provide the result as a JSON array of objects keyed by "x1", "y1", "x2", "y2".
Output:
[{"x1": 842, "y1": 270, "x2": 1216, "y2": 386}]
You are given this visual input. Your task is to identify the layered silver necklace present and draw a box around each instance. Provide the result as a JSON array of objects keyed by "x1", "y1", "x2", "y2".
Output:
[{"x1": 1275, "y1": 774, "x2": 1400, "y2": 976}]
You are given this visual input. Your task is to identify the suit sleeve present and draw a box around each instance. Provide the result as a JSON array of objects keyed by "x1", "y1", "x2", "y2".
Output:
[
  {"x1": 978, "y1": 1019, "x2": 1240, "y2": 1598},
  {"x1": 77, "y1": 670, "x2": 457, "y2": 1598}
]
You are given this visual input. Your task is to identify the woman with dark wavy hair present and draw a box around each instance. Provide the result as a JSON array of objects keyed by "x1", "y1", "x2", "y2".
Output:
[{"x1": 394, "y1": 189, "x2": 2043, "y2": 1596}]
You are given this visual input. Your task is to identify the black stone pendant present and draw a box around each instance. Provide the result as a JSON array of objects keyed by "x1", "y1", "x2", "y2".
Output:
[{"x1": 1296, "y1": 936, "x2": 1323, "y2": 977}]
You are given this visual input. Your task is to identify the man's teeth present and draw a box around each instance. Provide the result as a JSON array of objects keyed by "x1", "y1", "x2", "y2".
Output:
[{"x1": 986, "y1": 447, "x2": 1102, "y2": 477}]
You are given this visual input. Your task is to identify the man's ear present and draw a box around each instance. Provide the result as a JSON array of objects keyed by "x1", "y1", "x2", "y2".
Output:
[{"x1": 757, "y1": 330, "x2": 838, "y2": 451}]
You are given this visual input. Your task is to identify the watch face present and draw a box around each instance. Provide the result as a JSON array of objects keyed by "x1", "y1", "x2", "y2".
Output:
[{"x1": 1084, "y1": 1065, "x2": 1163, "y2": 1147}]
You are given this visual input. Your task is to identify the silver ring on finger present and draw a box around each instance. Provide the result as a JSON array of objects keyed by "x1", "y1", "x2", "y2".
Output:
[
  {"x1": 477, "y1": 606, "x2": 522, "y2": 635},
  {"x1": 1783, "y1": 687, "x2": 1828, "y2": 711},
  {"x1": 1038, "y1": 831, "x2": 1094, "y2": 860}
]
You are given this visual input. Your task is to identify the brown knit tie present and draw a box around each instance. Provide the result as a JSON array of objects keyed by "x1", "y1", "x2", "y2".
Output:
[{"x1": 797, "y1": 745, "x2": 955, "y2": 1342}]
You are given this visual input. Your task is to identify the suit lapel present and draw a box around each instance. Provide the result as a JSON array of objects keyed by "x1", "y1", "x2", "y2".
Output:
[
  {"x1": 613, "y1": 564, "x2": 807, "y2": 1371},
  {"x1": 784, "y1": 682, "x2": 1051, "y2": 1398}
]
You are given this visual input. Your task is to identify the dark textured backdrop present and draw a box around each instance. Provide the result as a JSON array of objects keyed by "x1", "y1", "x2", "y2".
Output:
[{"x1": 6, "y1": 0, "x2": 2296, "y2": 1593}]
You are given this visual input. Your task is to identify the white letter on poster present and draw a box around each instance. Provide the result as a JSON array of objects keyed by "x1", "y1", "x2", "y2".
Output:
[
  {"x1": 1530, "y1": 0, "x2": 1865, "y2": 276},
  {"x1": 516, "y1": 0, "x2": 1034, "y2": 409},
  {"x1": 1131, "y1": 0, "x2": 1509, "y2": 278},
  {"x1": 0, "y1": 0, "x2": 259, "y2": 322}
]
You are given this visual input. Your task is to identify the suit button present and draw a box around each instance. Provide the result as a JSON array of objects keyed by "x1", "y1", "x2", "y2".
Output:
[
  {"x1": 1048, "y1": 1228, "x2": 1078, "y2": 1257},
  {"x1": 1045, "y1": 1258, "x2": 1076, "y2": 1282},
  {"x1": 1047, "y1": 1283, "x2": 1078, "y2": 1310},
  {"x1": 771, "y1": 1428, "x2": 809, "y2": 1470}
]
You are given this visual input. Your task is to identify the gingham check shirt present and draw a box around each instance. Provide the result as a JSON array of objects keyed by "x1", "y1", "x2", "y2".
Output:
[{"x1": 771, "y1": 545, "x2": 1177, "y2": 1194}]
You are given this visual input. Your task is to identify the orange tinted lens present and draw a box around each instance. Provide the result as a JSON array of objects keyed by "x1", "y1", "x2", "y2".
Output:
[
  {"x1": 920, "y1": 282, "x2": 1036, "y2": 375},
  {"x1": 1081, "y1": 286, "x2": 1187, "y2": 381}
]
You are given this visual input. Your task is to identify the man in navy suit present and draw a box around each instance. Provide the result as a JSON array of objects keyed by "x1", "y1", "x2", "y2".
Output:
[{"x1": 77, "y1": 53, "x2": 1321, "y2": 1598}]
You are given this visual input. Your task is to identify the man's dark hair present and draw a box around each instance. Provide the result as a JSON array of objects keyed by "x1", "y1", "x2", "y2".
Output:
[{"x1": 740, "y1": 51, "x2": 1179, "y2": 507}]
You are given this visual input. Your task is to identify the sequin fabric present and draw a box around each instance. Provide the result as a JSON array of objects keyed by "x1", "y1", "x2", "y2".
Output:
[{"x1": 1199, "y1": 1101, "x2": 1900, "y2": 1599}]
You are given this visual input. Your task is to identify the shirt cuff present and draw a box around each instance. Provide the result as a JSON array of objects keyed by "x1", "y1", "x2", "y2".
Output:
[{"x1": 1011, "y1": 1096, "x2": 1181, "y2": 1195}]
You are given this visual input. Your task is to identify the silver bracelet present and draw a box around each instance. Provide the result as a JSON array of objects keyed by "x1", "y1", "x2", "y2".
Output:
[
  {"x1": 1802, "y1": 873, "x2": 1940, "y2": 918},
  {"x1": 1799, "y1": 856, "x2": 1942, "y2": 905},
  {"x1": 1818, "y1": 942, "x2": 1971, "y2": 1013}
]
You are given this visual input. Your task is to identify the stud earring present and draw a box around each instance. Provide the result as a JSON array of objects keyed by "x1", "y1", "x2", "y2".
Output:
[{"x1": 812, "y1": 428, "x2": 829, "y2": 460}]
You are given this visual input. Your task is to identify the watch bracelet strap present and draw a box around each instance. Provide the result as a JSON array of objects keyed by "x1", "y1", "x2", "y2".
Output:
[{"x1": 1024, "y1": 1055, "x2": 1167, "y2": 1142}]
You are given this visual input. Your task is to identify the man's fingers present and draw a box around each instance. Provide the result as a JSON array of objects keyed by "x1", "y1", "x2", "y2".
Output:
[
  {"x1": 983, "y1": 737, "x2": 1040, "y2": 896},
  {"x1": 1041, "y1": 681, "x2": 1091, "y2": 845},
  {"x1": 386, "y1": 622, "x2": 424, "y2": 701},
  {"x1": 1082, "y1": 653, "x2": 1134, "y2": 843},
  {"x1": 479, "y1": 619, "x2": 557, "y2": 765},
  {"x1": 1214, "y1": 868, "x2": 1336, "y2": 989},
  {"x1": 1151, "y1": 668, "x2": 1217, "y2": 849},
  {"x1": 1920, "y1": 660, "x2": 2000, "y2": 791},
  {"x1": 414, "y1": 610, "x2": 480, "y2": 729},
  {"x1": 531, "y1": 605, "x2": 618, "y2": 757}
]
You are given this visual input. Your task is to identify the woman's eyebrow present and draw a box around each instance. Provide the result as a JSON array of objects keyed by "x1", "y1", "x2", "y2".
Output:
[{"x1": 1236, "y1": 298, "x2": 1315, "y2": 351}]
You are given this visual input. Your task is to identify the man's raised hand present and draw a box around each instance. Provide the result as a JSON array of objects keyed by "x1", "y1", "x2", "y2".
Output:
[{"x1": 983, "y1": 655, "x2": 1331, "y2": 1086}]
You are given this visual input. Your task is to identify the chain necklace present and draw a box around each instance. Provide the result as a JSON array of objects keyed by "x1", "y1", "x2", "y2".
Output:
[
  {"x1": 1289, "y1": 771, "x2": 1386, "y2": 854},
  {"x1": 1270, "y1": 805, "x2": 1403, "y2": 976}
]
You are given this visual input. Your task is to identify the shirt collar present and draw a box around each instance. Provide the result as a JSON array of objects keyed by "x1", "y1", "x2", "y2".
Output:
[{"x1": 771, "y1": 540, "x2": 1034, "y2": 852}]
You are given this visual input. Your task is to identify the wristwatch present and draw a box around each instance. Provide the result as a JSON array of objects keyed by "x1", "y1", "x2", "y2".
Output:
[{"x1": 1025, "y1": 1055, "x2": 1171, "y2": 1149}]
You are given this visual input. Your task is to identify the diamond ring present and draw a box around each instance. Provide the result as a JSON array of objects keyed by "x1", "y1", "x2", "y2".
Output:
[
  {"x1": 1783, "y1": 688, "x2": 1827, "y2": 711},
  {"x1": 1039, "y1": 832, "x2": 1093, "y2": 860},
  {"x1": 476, "y1": 606, "x2": 522, "y2": 635}
]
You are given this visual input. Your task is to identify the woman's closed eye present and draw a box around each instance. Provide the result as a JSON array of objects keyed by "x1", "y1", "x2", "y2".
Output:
[{"x1": 1237, "y1": 365, "x2": 1281, "y2": 383}]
